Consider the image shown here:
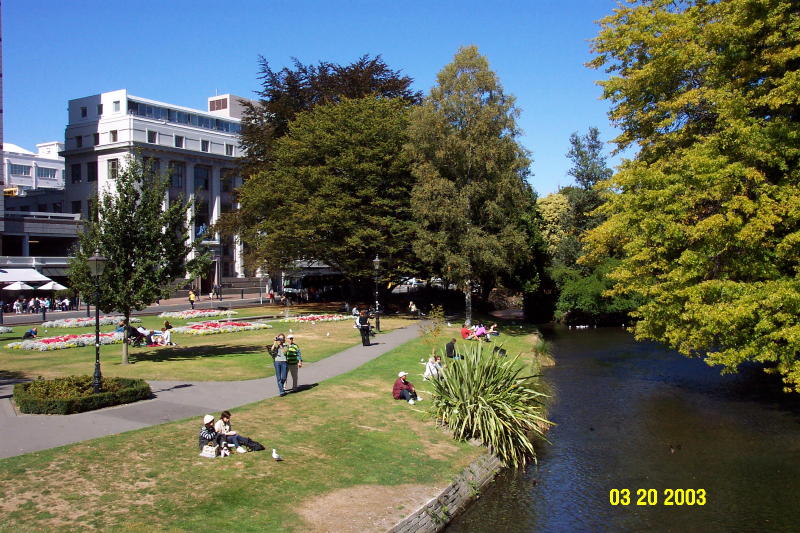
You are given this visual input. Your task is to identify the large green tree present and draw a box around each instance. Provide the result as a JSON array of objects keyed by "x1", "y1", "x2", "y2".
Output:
[
  {"x1": 238, "y1": 55, "x2": 421, "y2": 177},
  {"x1": 405, "y1": 45, "x2": 537, "y2": 324},
  {"x1": 586, "y1": 0, "x2": 800, "y2": 389},
  {"x1": 231, "y1": 96, "x2": 418, "y2": 288},
  {"x1": 69, "y1": 156, "x2": 205, "y2": 364}
]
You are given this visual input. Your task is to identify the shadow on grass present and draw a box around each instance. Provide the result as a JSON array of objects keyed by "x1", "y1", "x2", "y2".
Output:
[
  {"x1": 130, "y1": 343, "x2": 263, "y2": 363},
  {"x1": 288, "y1": 383, "x2": 318, "y2": 395}
]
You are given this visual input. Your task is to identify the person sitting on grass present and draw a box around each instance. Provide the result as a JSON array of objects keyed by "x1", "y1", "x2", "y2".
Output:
[
  {"x1": 423, "y1": 354, "x2": 444, "y2": 381},
  {"x1": 199, "y1": 414, "x2": 224, "y2": 451},
  {"x1": 474, "y1": 323, "x2": 488, "y2": 341},
  {"x1": 213, "y1": 410, "x2": 265, "y2": 453},
  {"x1": 461, "y1": 324, "x2": 472, "y2": 340},
  {"x1": 22, "y1": 327, "x2": 38, "y2": 340},
  {"x1": 445, "y1": 338, "x2": 460, "y2": 359},
  {"x1": 488, "y1": 323, "x2": 499, "y2": 336},
  {"x1": 393, "y1": 371, "x2": 422, "y2": 405}
]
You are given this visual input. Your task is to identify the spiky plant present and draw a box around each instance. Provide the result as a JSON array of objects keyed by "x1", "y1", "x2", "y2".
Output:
[{"x1": 429, "y1": 342, "x2": 551, "y2": 467}]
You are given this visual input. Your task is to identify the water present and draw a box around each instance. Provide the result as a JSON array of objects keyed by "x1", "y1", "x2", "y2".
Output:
[{"x1": 447, "y1": 327, "x2": 800, "y2": 533}]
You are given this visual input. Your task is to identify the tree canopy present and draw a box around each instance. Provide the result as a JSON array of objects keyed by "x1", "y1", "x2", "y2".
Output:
[
  {"x1": 68, "y1": 156, "x2": 203, "y2": 363},
  {"x1": 230, "y1": 96, "x2": 419, "y2": 284},
  {"x1": 405, "y1": 45, "x2": 537, "y2": 324},
  {"x1": 238, "y1": 55, "x2": 421, "y2": 177},
  {"x1": 586, "y1": 0, "x2": 800, "y2": 389}
]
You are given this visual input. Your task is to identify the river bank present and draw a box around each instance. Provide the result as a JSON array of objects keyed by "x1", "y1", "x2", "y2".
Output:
[{"x1": 0, "y1": 324, "x2": 545, "y2": 531}]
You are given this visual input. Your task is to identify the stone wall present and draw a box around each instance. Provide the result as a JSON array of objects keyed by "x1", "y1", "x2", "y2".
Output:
[{"x1": 388, "y1": 452, "x2": 504, "y2": 533}]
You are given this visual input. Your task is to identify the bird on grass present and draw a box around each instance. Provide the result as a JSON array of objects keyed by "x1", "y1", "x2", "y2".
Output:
[{"x1": 272, "y1": 449, "x2": 283, "y2": 461}]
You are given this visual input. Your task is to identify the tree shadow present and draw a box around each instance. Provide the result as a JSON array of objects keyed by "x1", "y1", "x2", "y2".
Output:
[{"x1": 129, "y1": 343, "x2": 264, "y2": 363}]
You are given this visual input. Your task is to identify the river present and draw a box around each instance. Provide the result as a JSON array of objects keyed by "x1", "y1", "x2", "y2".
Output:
[{"x1": 447, "y1": 326, "x2": 800, "y2": 532}]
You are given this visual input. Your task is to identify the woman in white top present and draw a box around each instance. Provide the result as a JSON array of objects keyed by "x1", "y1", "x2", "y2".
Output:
[{"x1": 423, "y1": 354, "x2": 444, "y2": 380}]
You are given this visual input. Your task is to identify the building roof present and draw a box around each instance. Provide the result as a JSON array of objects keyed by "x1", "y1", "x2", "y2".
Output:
[{"x1": 3, "y1": 143, "x2": 35, "y2": 155}]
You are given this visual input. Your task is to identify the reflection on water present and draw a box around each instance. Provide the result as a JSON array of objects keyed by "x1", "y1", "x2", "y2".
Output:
[{"x1": 447, "y1": 327, "x2": 800, "y2": 533}]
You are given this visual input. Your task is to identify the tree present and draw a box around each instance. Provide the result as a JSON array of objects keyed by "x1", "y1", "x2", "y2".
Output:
[
  {"x1": 586, "y1": 0, "x2": 800, "y2": 389},
  {"x1": 68, "y1": 156, "x2": 205, "y2": 364},
  {"x1": 238, "y1": 55, "x2": 421, "y2": 177},
  {"x1": 405, "y1": 45, "x2": 536, "y2": 325},
  {"x1": 231, "y1": 96, "x2": 419, "y2": 290}
]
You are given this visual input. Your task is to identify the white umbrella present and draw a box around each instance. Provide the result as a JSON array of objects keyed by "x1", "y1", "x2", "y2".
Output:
[
  {"x1": 4, "y1": 281, "x2": 34, "y2": 291},
  {"x1": 37, "y1": 281, "x2": 68, "y2": 291}
]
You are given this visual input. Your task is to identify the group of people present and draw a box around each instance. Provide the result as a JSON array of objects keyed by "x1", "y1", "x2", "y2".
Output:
[
  {"x1": 268, "y1": 333, "x2": 303, "y2": 396},
  {"x1": 460, "y1": 322, "x2": 499, "y2": 342},
  {"x1": 198, "y1": 410, "x2": 265, "y2": 455},
  {"x1": 117, "y1": 320, "x2": 175, "y2": 347},
  {"x1": 4, "y1": 296, "x2": 73, "y2": 314}
]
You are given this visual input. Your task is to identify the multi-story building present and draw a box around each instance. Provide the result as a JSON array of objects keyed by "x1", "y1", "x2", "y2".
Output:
[
  {"x1": 3, "y1": 141, "x2": 65, "y2": 197},
  {"x1": 62, "y1": 90, "x2": 250, "y2": 290}
]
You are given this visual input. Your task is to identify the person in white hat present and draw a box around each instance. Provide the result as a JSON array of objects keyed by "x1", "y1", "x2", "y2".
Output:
[
  {"x1": 392, "y1": 371, "x2": 422, "y2": 405},
  {"x1": 198, "y1": 414, "x2": 223, "y2": 450}
]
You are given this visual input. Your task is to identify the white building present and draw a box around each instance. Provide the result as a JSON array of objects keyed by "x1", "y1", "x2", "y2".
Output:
[
  {"x1": 3, "y1": 141, "x2": 65, "y2": 197},
  {"x1": 61, "y1": 90, "x2": 251, "y2": 289}
]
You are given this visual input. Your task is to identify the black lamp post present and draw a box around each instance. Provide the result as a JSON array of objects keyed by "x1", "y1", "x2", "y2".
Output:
[
  {"x1": 87, "y1": 249, "x2": 107, "y2": 394},
  {"x1": 373, "y1": 254, "x2": 381, "y2": 332}
]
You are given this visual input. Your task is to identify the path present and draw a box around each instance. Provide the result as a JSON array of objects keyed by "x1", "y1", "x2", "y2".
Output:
[{"x1": 0, "y1": 324, "x2": 421, "y2": 459}]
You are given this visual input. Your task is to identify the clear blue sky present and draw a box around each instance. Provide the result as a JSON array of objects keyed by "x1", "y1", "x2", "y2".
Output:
[{"x1": 3, "y1": 0, "x2": 628, "y2": 196}]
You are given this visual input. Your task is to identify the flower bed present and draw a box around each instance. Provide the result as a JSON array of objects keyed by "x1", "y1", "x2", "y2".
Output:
[
  {"x1": 281, "y1": 314, "x2": 350, "y2": 323},
  {"x1": 158, "y1": 309, "x2": 237, "y2": 319},
  {"x1": 41, "y1": 316, "x2": 142, "y2": 328},
  {"x1": 0, "y1": 326, "x2": 12, "y2": 334},
  {"x1": 172, "y1": 320, "x2": 272, "y2": 336},
  {"x1": 7, "y1": 332, "x2": 124, "y2": 351}
]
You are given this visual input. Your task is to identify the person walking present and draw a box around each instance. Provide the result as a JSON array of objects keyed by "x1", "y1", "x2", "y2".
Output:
[
  {"x1": 285, "y1": 334, "x2": 303, "y2": 392},
  {"x1": 188, "y1": 290, "x2": 197, "y2": 310},
  {"x1": 357, "y1": 310, "x2": 372, "y2": 346},
  {"x1": 269, "y1": 334, "x2": 289, "y2": 396}
]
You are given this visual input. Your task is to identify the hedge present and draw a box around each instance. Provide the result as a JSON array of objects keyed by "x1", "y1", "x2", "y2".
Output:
[{"x1": 14, "y1": 376, "x2": 152, "y2": 414}]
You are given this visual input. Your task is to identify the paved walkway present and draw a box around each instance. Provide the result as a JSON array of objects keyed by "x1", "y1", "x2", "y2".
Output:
[{"x1": 0, "y1": 324, "x2": 421, "y2": 459}]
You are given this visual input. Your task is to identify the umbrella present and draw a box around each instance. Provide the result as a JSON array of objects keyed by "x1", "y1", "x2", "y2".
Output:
[
  {"x1": 37, "y1": 281, "x2": 68, "y2": 291},
  {"x1": 3, "y1": 281, "x2": 34, "y2": 291}
]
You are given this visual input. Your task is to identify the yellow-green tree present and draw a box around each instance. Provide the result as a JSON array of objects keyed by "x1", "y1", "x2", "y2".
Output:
[{"x1": 586, "y1": 0, "x2": 800, "y2": 389}]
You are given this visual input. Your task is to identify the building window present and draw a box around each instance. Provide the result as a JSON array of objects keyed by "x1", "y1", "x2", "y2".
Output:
[
  {"x1": 147, "y1": 130, "x2": 158, "y2": 144},
  {"x1": 201, "y1": 139, "x2": 210, "y2": 152},
  {"x1": 108, "y1": 159, "x2": 119, "y2": 179},
  {"x1": 210, "y1": 98, "x2": 228, "y2": 111},
  {"x1": 97, "y1": 104, "x2": 103, "y2": 116},
  {"x1": 88, "y1": 161, "x2": 98, "y2": 182},
  {"x1": 71, "y1": 163, "x2": 82, "y2": 183},
  {"x1": 76, "y1": 136, "x2": 83, "y2": 148},
  {"x1": 143, "y1": 157, "x2": 161, "y2": 175},
  {"x1": 53, "y1": 202, "x2": 62, "y2": 213},
  {"x1": 93, "y1": 133, "x2": 100, "y2": 146},
  {"x1": 37, "y1": 204, "x2": 47, "y2": 212},
  {"x1": 225, "y1": 144, "x2": 234, "y2": 156},
  {"x1": 169, "y1": 161, "x2": 185, "y2": 187},
  {"x1": 36, "y1": 167, "x2": 58, "y2": 179},
  {"x1": 71, "y1": 200, "x2": 82, "y2": 214},
  {"x1": 9, "y1": 164, "x2": 32, "y2": 176},
  {"x1": 194, "y1": 166, "x2": 210, "y2": 191},
  {"x1": 113, "y1": 100, "x2": 120, "y2": 112},
  {"x1": 80, "y1": 106, "x2": 87, "y2": 118},
  {"x1": 110, "y1": 130, "x2": 118, "y2": 142},
  {"x1": 174, "y1": 135, "x2": 184, "y2": 148},
  {"x1": 221, "y1": 169, "x2": 236, "y2": 193}
]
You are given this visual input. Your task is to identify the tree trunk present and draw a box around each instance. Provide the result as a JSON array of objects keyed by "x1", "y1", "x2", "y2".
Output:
[
  {"x1": 122, "y1": 310, "x2": 130, "y2": 365},
  {"x1": 464, "y1": 280, "x2": 473, "y2": 326}
]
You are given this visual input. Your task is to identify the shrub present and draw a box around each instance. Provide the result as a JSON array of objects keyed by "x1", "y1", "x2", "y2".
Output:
[
  {"x1": 428, "y1": 343, "x2": 551, "y2": 467},
  {"x1": 14, "y1": 376, "x2": 152, "y2": 414}
]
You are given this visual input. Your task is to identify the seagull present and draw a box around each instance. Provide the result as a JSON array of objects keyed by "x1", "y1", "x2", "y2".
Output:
[
  {"x1": 272, "y1": 449, "x2": 283, "y2": 461},
  {"x1": 289, "y1": 329, "x2": 293, "y2": 333},
  {"x1": 326, "y1": 332, "x2": 330, "y2": 337}
]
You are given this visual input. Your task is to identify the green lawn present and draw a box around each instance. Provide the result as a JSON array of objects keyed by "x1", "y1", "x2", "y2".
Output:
[
  {"x1": 0, "y1": 324, "x2": 544, "y2": 532},
  {"x1": 0, "y1": 311, "x2": 410, "y2": 381}
]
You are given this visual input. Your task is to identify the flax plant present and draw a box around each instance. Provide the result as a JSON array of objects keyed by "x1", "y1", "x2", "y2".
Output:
[{"x1": 429, "y1": 342, "x2": 551, "y2": 467}]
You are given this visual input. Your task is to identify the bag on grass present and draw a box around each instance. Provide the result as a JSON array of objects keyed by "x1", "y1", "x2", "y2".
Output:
[{"x1": 199, "y1": 443, "x2": 219, "y2": 458}]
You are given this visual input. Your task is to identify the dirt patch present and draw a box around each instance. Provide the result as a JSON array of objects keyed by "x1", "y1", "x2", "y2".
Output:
[{"x1": 297, "y1": 483, "x2": 442, "y2": 533}]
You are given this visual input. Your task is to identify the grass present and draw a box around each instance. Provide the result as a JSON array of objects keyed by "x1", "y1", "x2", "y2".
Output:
[
  {"x1": 0, "y1": 309, "x2": 409, "y2": 381},
  {"x1": 0, "y1": 323, "x2": 545, "y2": 532}
]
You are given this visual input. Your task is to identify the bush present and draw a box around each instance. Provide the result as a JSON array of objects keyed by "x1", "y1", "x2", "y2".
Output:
[
  {"x1": 428, "y1": 343, "x2": 551, "y2": 467},
  {"x1": 14, "y1": 376, "x2": 152, "y2": 414}
]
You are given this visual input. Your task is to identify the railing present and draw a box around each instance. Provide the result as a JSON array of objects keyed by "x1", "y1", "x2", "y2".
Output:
[
  {"x1": 0, "y1": 256, "x2": 73, "y2": 267},
  {"x1": 2, "y1": 211, "x2": 81, "y2": 221}
]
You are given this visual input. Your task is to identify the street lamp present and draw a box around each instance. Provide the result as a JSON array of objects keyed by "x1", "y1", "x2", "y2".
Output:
[
  {"x1": 373, "y1": 254, "x2": 381, "y2": 332},
  {"x1": 87, "y1": 249, "x2": 107, "y2": 394}
]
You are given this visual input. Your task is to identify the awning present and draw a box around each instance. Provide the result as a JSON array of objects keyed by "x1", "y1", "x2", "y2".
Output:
[{"x1": 0, "y1": 268, "x2": 52, "y2": 283}]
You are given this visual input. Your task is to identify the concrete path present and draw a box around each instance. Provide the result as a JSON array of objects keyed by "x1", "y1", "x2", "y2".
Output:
[{"x1": 0, "y1": 324, "x2": 421, "y2": 459}]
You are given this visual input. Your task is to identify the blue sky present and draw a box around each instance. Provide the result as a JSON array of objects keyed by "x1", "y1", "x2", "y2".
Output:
[{"x1": 3, "y1": 0, "x2": 628, "y2": 196}]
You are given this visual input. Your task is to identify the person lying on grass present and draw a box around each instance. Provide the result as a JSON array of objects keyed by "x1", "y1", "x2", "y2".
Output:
[
  {"x1": 214, "y1": 410, "x2": 265, "y2": 453},
  {"x1": 22, "y1": 327, "x2": 38, "y2": 339},
  {"x1": 393, "y1": 371, "x2": 422, "y2": 405}
]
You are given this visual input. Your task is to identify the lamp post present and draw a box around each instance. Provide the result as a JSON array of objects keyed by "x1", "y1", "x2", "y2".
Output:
[
  {"x1": 373, "y1": 254, "x2": 381, "y2": 332},
  {"x1": 87, "y1": 249, "x2": 107, "y2": 394}
]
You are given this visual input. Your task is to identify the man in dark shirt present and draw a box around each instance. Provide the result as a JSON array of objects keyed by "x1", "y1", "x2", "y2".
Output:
[
  {"x1": 22, "y1": 327, "x2": 38, "y2": 340},
  {"x1": 445, "y1": 338, "x2": 459, "y2": 359}
]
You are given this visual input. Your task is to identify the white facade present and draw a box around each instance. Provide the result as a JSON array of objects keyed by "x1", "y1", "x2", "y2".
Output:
[
  {"x1": 62, "y1": 89, "x2": 252, "y2": 281},
  {"x1": 2, "y1": 141, "x2": 65, "y2": 194}
]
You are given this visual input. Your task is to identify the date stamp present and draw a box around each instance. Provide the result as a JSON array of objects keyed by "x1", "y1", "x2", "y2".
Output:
[{"x1": 609, "y1": 489, "x2": 706, "y2": 506}]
